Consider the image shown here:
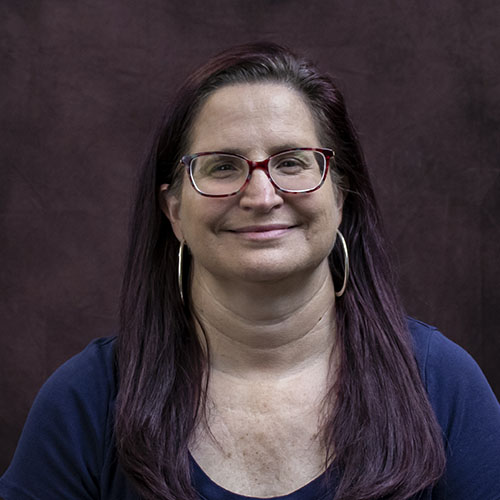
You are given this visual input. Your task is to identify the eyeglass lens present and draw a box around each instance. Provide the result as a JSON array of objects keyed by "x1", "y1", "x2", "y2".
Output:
[{"x1": 190, "y1": 150, "x2": 326, "y2": 196}]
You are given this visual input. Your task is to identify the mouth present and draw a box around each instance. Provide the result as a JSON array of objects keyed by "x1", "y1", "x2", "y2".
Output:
[{"x1": 228, "y1": 224, "x2": 296, "y2": 240}]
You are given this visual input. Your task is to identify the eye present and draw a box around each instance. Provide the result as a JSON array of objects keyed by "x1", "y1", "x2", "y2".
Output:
[
  {"x1": 278, "y1": 158, "x2": 303, "y2": 168},
  {"x1": 195, "y1": 155, "x2": 246, "y2": 179},
  {"x1": 273, "y1": 154, "x2": 311, "y2": 174},
  {"x1": 212, "y1": 163, "x2": 236, "y2": 172},
  {"x1": 207, "y1": 162, "x2": 242, "y2": 178}
]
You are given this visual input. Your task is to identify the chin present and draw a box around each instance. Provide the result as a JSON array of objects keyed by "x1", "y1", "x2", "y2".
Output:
[
  {"x1": 237, "y1": 267, "x2": 296, "y2": 284},
  {"x1": 225, "y1": 257, "x2": 328, "y2": 285}
]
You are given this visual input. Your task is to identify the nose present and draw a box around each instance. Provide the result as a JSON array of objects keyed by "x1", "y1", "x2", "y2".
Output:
[{"x1": 238, "y1": 167, "x2": 284, "y2": 212}]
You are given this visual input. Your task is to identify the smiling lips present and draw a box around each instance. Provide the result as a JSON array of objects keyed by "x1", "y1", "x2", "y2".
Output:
[{"x1": 229, "y1": 224, "x2": 295, "y2": 240}]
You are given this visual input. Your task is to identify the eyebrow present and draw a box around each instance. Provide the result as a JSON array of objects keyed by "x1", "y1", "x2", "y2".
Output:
[{"x1": 215, "y1": 144, "x2": 311, "y2": 157}]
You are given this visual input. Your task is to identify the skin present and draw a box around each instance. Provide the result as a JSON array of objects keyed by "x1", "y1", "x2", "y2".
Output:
[{"x1": 161, "y1": 83, "x2": 343, "y2": 496}]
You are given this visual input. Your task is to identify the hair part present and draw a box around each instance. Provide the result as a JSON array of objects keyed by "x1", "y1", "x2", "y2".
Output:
[{"x1": 116, "y1": 42, "x2": 445, "y2": 500}]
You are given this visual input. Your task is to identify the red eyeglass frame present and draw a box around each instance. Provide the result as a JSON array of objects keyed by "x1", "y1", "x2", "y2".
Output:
[{"x1": 180, "y1": 147, "x2": 335, "y2": 198}]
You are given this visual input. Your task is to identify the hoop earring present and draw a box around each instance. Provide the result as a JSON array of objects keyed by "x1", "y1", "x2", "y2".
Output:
[
  {"x1": 335, "y1": 230, "x2": 349, "y2": 297},
  {"x1": 178, "y1": 240, "x2": 185, "y2": 304}
]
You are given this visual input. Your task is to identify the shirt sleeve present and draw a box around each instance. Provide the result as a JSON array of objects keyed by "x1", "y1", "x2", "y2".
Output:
[
  {"x1": 423, "y1": 329, "x2": 500, "y2": 499},
  {"x1": 0, "y1": 338, "x2": 116, "y2": 500}
]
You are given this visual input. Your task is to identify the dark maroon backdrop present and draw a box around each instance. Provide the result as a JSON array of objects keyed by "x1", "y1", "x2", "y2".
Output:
[{"x1": 1, "y1": 0, "x2": 499, "y2": 472}]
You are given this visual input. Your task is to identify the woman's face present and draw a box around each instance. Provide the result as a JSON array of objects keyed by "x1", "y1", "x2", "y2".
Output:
[{"x1": 162, "y1": 83, "x2": 343, "y2": 284}]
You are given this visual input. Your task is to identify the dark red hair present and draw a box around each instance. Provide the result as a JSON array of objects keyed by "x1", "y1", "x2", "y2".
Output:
[{"x1": 116, "y1": 42, "x2": 445, "y2": 499}]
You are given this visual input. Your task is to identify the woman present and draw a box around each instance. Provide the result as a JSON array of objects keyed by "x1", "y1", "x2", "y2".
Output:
[{"x1": 1, "y1": 43, "x2": 499, "y2": 500}]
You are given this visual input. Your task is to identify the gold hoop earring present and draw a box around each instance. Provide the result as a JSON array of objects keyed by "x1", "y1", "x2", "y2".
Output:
[
  {"x1": 335, "y1": 230, "x2": 349, "y2": 297},
  {"x1": 178, "y1": 240, "x2": 185, "y2": 304}
]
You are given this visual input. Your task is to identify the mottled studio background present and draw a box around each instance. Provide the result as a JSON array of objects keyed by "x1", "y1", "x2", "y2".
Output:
[{"x1": 1, "y1": 0, "x2": 499, "y2": 472}]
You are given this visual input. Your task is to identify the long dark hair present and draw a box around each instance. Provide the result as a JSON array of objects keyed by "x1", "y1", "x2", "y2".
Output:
[{"x1": 116, "y1": 42, "x2": 445, "y2": 500}]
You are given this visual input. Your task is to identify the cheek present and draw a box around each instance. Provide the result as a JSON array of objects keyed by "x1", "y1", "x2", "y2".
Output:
[
  {"x1": 307, "y1": 185, "x2": 342, "y2": 225},
  {"x1": 314, "y1": 212, "x2": 339, "y2": 250},
  {"x1": 308, "y1": 194, "x2": 342, "y2": 249},
  {"x1": 174, "y1": 185, "x2": 202, "y2": 237},
  {"x1": 325, "y1": 184, "x2": 343, "y2": 226},
  {"x1": 178, "y1": 198, "x2": 226, "y2": 245}
]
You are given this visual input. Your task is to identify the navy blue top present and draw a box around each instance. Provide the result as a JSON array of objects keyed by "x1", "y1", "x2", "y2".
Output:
[{"x1": 1, "y1": 319, "x2": 500, "y2": 499}]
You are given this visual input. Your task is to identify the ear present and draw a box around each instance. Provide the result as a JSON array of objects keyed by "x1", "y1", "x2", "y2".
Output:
[
  {"x1": 159, "y1": 184, "x2": 184, "y2": 242},
  {"x1": 332, "y1": 183, "x2": 345, "y2": 217}
]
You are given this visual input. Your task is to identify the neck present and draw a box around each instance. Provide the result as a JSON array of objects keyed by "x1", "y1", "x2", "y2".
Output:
[{"x1": 190, "y1": 260, "x2": 337, "y2": 380}]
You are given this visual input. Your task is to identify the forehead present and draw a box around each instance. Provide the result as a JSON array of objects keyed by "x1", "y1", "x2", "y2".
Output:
[{"x1": 188, "y1": 83, "x2": 321, "y2": 156}]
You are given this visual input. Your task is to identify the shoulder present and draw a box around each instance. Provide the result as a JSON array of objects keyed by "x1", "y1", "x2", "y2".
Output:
[
  {"x1": 31, "y1": 336, "x2": 118, "y2": 423},
  {"x1": 406, "y1": 317, "x2": 496, "y2": 406},
  {"x1": 0, "y1": 337, "x2": 122, "y2": 500},
  {"x1": 41, "y1": 336, "x2": 117, "y2": 397},
  {"x1": 407, "y1": 318, "x2": 500, "y2": 499},
  {"x1": 407, "y1": 318, "x2": 473, "y2": 377},
  {"x1": 34, "y1": 335, "x2": 118, "y2": 453}
]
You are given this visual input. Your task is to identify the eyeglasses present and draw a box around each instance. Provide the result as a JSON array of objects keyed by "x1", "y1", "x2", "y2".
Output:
[{"x1": 180, "y1": 147, "x2": 334, "y2": 197}]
